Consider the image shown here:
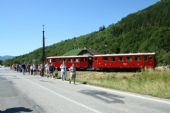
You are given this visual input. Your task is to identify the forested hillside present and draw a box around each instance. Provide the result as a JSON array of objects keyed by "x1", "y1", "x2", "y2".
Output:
[{"x1": 4, "y1": 0, "x2": 170, "y2": 66}]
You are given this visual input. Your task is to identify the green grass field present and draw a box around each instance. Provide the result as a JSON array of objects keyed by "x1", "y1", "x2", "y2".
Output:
[{"x1": 75, "y1": 69, "x2": 170, "y2": 99}]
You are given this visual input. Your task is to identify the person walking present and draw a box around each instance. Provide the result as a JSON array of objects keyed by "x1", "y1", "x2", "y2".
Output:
[
  {"x1": 49, "y1": 64, "x2": 55, "y2": 78},
  {"x1": 60, "y1": 62, "x2": 67, "y2": 80},
  {"x1": 30, "y1": 64, "x2": 33, "y2": 75},
  {"x1": 39, "y1": 64, "x2": 44, "y2": 76},
  {"x1": 21, "y1": 63, "x2": 26, "y2": 75},
  {"x1": 33, "y1": 64, "x2": 36, "y2": 75},
  {"x1": 53, "y1": 67, "x2": 58, "y2": 78},
  {"x1": 69, "y1": 64, "x2": 76, "y2": 84},
  {"x1": 45, "y1": 63, "x2": 49, "y2": 75}
]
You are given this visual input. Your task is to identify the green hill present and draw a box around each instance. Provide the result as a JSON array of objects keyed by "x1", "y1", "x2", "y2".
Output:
[{"x1": 4, "y1": 0, "x2": 170, "y2": 66}]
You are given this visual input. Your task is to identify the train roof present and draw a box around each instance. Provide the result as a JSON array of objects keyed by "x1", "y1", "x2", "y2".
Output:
[
  {"x1": 47, "y1": 55, "x2": 92, "y2": 59},
  {"x1": 47, "y1": 53, "x2": 155, "y2": 59},
  {"x1": 93, "y1": 53, "x2": 155, "y2": 57}
]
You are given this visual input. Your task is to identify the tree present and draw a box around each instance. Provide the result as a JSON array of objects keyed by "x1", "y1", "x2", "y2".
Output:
[{"x1": 99, "y1": 25, "x2": 105, "y2": 31}]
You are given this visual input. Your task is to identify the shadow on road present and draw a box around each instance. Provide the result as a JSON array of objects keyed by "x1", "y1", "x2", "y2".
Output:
[
  {"x1": 0, "y1": 107, "x2": 33, "y2": 113},
  {"x1": 79, "y1": 90, "x2": 125, "y2": 104}
]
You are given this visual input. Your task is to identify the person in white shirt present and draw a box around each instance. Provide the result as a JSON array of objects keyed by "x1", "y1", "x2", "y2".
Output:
[
  {"x1": 60, "y1": 62, "x2": 67, "y2": 80},
  {"x1": 69, "y1": 64, "x2": 76, "y2": 84}
]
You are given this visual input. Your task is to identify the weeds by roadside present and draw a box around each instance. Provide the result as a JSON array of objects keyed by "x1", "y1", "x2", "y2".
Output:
[{"x1": 75, "y1": 69, "x2": 170, "y2": 99}]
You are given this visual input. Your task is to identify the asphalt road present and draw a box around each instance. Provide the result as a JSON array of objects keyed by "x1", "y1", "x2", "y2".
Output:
[{"x1": 0, "y1": 67, "x2": 170, "y2": 113}]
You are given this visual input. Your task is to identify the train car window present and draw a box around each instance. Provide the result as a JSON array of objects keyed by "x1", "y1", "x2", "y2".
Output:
[
  {"x1": 59, "y1": 59, "x2": 62, "y2": 62},
  {"x1": 148, "y1": 55, "x2": 153, "y2": 60},
  {"x1": 81, "y1": 58, "x2": 86, "y2": 62},
  {"x1": 68, "y1": 58, "x2": 71, "y2": 62},
  {"x1": 56, "y1": 59, "x2": 58, "y2": 62},
  {"x1": 59, "y1": 58, "x2": 62, "y2": 62},
  {"x1": 135, "y1": 56, "x2": 141, "y2": 61},
  {"x1": 110, "y1": 57, "x2": 115, "y2": 62},
  {"x1": 126, "y1": 56, "x2": 132, "y2": 62},
  {"x1": 80, "y1": 58, "x2": 83, "y2": 62},
  {"x1": 94, "y1": 57, "x2": 98, "y2": 62},
  {"x1": 75, "y1": 58, "x2": 79, "y2": 62},
  {"x1": 84, "y1": 58, "x2": 87, "y2": 62},
  {"x1": 63, "y1": 58, "x2": 66, "y2": 62},
  {"x1": 118, "y1": 56, "x2": 123, "y2": 62},
  {"x1": 52, "y1": 59, "x2": 56, "y2": 62},
  {"x1": 102, "y1": 57, "x2": 108, "y2": 62},
  {"x1": 144, "y1": 56, "x2": 148, "y2": 61}
]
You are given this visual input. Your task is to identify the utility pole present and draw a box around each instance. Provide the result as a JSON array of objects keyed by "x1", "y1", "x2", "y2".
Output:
[{"x1": 41, "y1": 25, "x2": 45, "y2": 76}]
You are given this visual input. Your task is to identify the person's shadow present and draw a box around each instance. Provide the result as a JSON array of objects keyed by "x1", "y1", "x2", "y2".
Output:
[{"x1": 0, "y1": 107, "x2": 33, "y2": 113}]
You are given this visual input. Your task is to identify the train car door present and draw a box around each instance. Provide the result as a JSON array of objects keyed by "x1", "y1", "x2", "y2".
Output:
[{"x1": 88, "y1": 57, "x2": 93, "y2": 68}]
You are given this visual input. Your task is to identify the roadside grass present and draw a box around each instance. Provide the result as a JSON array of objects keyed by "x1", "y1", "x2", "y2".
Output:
[{"x1": 75, "y1": 69, "x2": 170, "y2": 99}]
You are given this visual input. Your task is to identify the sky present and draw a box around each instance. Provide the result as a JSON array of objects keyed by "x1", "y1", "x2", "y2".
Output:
[{"x1": 0, "y1": 0, "x2": 160, "y2": 56}]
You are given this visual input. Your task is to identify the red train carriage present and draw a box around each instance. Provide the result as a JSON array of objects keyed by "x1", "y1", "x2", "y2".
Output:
[
  {"x1": 47, "y1": 55, "x2": 92, "y2": 70},
  {"x1": 47, "y1": 53, "x2": 156, "y2": 71},
  {"x1": 92, "y1": 53, "x2": 156, "y2": 69}
]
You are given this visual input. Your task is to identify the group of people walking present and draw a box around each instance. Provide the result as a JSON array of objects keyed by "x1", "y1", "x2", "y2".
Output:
[
  {"x1": 11, "y1": 62, "x2": 76, "y2": 84},
  {"x1": 11, "y1": 63, "x2": 39, "y2": 75}
]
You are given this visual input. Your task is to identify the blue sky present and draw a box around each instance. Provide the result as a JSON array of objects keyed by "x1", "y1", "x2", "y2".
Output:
[{"x1": 0, "y1": 0, "x2": 159, "y2": 56}]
